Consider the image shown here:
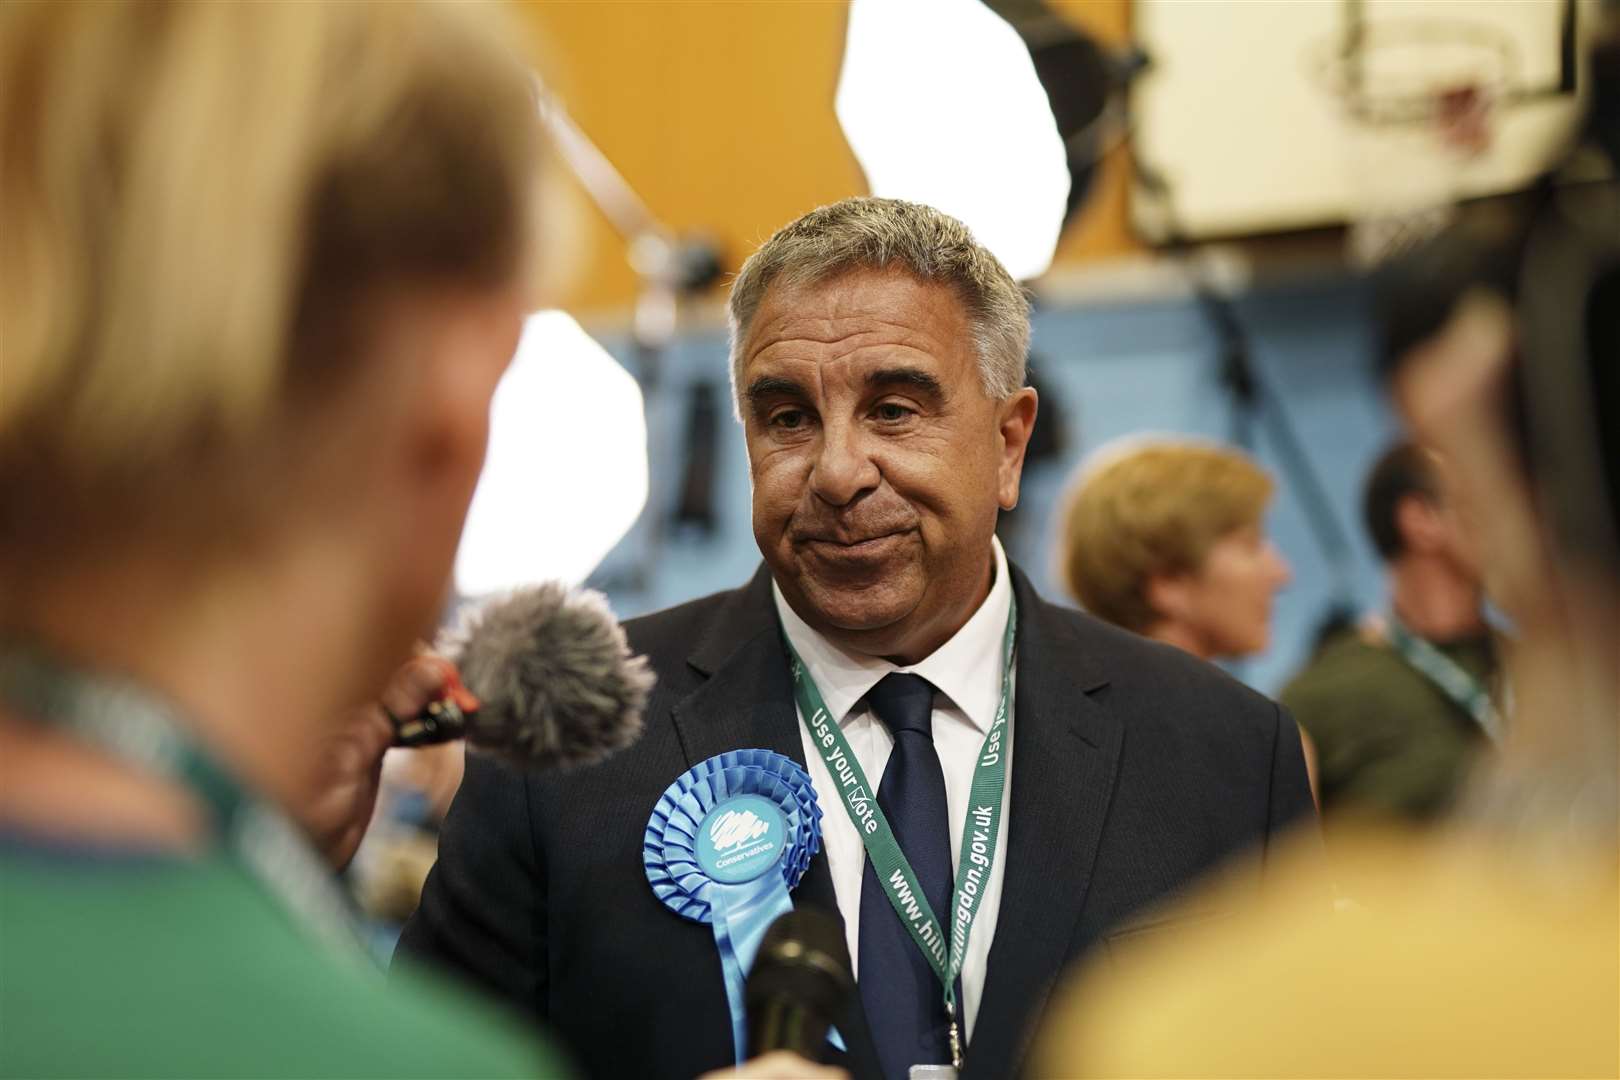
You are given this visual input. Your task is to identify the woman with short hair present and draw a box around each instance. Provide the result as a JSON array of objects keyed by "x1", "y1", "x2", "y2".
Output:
[{"x1": 1059, "y1": 438, "x2": 1293, "y2": 661}]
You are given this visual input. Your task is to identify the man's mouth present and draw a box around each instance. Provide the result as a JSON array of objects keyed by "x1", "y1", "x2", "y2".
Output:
[{"x1": 797, "y1": 530, "x2": 910, "y2": 556}]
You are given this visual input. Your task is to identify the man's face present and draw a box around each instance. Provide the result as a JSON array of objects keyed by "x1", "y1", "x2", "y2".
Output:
[{"x1": 738, "y1": 269, "x2": 1037, "y2": 662}]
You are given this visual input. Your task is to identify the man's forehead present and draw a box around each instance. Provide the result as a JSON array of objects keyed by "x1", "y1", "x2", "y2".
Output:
[{"x1": 742, "y1": 269, "x2": 971, "y2": 364}]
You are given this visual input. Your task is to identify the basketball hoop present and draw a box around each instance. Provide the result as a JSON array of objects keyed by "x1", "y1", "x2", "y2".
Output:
[{"x1": 1311, "y1": 16, "x2": 1518, "y2": 266}]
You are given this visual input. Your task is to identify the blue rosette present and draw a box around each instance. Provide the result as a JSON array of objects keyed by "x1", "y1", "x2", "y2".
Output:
[{"x1": 644, "y1": 749, "x2": 823, "y2": 1063}]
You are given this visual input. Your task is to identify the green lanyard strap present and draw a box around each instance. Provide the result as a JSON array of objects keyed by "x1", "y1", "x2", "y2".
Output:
[
  {"x1": 784, "y1": 596, "x2": 1016, "y2": 1055},
  {"x1": 1386, "y1": 618, "x2": 1503, "y2": 742},
  {"x1": 0, "y1": 643, "x2": 368, "y2": 958}
]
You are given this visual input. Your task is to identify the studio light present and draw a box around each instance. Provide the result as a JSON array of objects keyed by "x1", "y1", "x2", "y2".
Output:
[
  {"x1": 454, "y1": 311, "x2": 649, "y2": 597},
  {"x1": 836, "y1": 0, "x2": 1072, "y2": 281}
]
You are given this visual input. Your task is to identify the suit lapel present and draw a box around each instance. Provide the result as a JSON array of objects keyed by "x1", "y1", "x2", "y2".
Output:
[
  {"x1": 965, "y1": 570, "x2": 1123, "y2": 1079},
  {"x1": 670, "y1": 565, "x2": 803, "y2": 769},
  {"x1": 669, "y1": 565, "x2": 884, "y2": 1078},
  {"x1": 667, "y1": 567, "x2": 847, "y2": 925}
]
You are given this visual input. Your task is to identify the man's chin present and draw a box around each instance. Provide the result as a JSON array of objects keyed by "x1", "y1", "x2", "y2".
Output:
[{"x1": 782, "y1": 573, "x2": 921, "y2": 636}]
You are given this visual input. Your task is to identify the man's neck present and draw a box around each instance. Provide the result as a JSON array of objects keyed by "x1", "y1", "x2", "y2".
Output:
[
  {"x1": 805, "y1": 549, "x2": 999, "y2": 667},
  {"x1": 1389, "y1": 554, "x2": 1486, "y2": 642},
  {"x1": 888, "y1": 558, "x2": 995, "y2": 666}
]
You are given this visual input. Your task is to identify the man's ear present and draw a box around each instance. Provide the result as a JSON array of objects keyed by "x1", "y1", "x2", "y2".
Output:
[
  {"x1": 996, "y1": 387, "x2": 1040, "y2": 510},
  {"x1": 1395, "y1": 492, "x2": 1444, "y2": 556}
]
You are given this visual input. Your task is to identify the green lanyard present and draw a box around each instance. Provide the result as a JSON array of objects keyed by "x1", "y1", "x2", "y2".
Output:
[
  {"x1": 784, "y1": 598, "x2": 1015, "y2": 1069},
  {"x1": 1386, "y1": 618, "x2": 1503, "y2": 742},
  {"x1": 0, "y1": 643, "x2": 368, "y2": 959}
]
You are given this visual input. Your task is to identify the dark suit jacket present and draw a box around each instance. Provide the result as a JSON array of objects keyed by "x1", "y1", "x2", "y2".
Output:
[{"x1": 397, "y1": 564, "x2": 1316, "y2": 1079}]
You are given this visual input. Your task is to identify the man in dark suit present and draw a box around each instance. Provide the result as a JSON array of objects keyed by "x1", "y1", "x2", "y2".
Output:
[{"x1": 398, "y1": 197, "x2": 1316, "y2": 1080}]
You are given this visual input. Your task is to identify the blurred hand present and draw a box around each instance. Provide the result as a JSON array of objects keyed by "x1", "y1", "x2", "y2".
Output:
[
  {"x1": 698, "y1": 1051, "x2": 847, "y2": 1080},
  {"x1": 297, "y1": 651, "x2": 451, "y2": 870}
]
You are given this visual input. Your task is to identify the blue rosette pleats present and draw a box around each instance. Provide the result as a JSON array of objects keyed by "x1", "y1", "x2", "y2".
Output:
[{"x1": 644, "y1": 749, "x2": 823, "y2": 1063}]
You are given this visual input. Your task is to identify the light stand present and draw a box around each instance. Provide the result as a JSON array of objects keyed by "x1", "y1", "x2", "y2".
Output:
[{"x1": 535, "y1": 89, "x2": 725, "y2": 593}]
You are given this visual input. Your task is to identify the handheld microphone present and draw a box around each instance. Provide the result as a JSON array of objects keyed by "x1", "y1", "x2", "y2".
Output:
[
  {"x1": 392, "y1": 582, "x2": 653, "y2": 770},
  {"x1": 746, "y1": 907, "x2": 854, "y2": 1062}
]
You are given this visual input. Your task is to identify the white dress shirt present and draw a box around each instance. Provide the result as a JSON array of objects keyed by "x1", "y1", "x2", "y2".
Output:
[{"x1": 775, "y1": 537, "x2": 1014, "y2": 1040}]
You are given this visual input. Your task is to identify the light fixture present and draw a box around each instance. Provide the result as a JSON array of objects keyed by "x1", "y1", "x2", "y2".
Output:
[
  {"x1": 835, "y1": 0, "x2": 1072, "y2": 281},
  {"x1": 454, "y1": 311, "x2": 649, "y2": 597}
]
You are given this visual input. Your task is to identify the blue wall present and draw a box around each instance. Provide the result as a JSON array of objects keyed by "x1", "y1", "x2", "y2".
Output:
[{"x1": 587, "y1": 273, "x2": 1400, "y2": 696}]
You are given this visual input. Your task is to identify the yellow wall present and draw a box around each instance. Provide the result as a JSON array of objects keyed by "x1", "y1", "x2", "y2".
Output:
[{"x1": 519, "y1": 0, "x2": 1138, "y2": 314}]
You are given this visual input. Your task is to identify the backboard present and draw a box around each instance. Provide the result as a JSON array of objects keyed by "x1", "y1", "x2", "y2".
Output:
[{"x1": 1129, "y1": 0, "x2": 1592, "y2": 247}]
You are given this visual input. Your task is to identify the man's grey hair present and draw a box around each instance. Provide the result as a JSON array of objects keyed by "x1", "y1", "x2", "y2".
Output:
[{"x1": 727, "y1": 197, "x2": 1031, "y2": 415}]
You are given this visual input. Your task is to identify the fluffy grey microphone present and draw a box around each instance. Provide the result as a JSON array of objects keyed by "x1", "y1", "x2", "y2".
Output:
[{"x1": 436, "y1": 583, "x2": 653, "y2": 770}]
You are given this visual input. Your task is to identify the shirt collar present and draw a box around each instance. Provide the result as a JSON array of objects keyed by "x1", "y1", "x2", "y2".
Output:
[{"x1": 772, "y1": 536, "x2": 1013, "y2": 734}]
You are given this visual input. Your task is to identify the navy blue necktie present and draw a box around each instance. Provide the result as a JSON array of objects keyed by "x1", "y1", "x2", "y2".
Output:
[{"x1": 858, "y1": 673, "x2": 954, "y2": 1080}]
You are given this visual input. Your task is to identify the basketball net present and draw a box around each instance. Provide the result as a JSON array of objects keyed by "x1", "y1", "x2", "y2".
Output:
[{"x1": 1326, "y1": 24, "x2": 1508, "y2": 266}]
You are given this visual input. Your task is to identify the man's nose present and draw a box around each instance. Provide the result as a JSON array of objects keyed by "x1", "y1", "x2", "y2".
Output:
[{"x1": 808, "y1": 420, "x2": 880, "y2": 506}]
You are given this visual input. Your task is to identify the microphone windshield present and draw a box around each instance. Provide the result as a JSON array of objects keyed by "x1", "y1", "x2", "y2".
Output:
[{"x1": 439, "y1": 583, "x2": 653, "y2": 770}]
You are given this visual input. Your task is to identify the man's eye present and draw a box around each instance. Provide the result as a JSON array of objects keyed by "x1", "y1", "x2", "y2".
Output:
[
  {"x1": 771, "y1": 409, "x2": 807, "y2": 430},
  {"x1": 874, "y1": 402, "x2": 912, "y2": 422}
]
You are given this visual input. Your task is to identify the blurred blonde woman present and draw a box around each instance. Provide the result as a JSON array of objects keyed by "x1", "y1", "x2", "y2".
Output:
[
  {"x1": 1059, "y1": 438, "x2": 1293, "y2": 662},
  {"x1": 0, "y1": 2, "x2": 562, "y2": 1075}
]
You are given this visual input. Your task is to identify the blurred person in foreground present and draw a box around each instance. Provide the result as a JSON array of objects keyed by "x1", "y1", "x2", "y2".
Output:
[
  {"x1": 1034, "y1": 119, "x2": 1619, "y2": 1077},
  {"x1": 1058, "y1": 439, "x2": 1315, "y2": 796},
  {"x1": 1281, "y1": 441, "x2": 1499, "y2": 829},
  {"x1": 398, "y1": 198, "x2": 1315, "y2": 1080},
  {"x1": 0, "y1": 2, "x2": 565, "y2": 1075}
]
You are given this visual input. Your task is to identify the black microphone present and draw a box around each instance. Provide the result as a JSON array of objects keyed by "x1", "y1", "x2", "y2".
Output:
[
  {"x1": 392, "y1": 582, "x2": 653, "y2": 770},
  {"x1": 746, "y1": 907, "x2": 855, "y2": 1062}
]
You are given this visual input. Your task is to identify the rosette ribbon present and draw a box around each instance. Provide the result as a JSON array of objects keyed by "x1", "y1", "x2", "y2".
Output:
[{"x1": 645, "y1": 749, "x2": 824, "y2": 1063}]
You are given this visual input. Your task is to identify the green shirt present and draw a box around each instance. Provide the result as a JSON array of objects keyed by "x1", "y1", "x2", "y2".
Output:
[
  {"x1": 0, "y1": 837, "x2": 569, "y2": 1079},
  {"x1": 1281, "y1": 630, "x2": 1496, "y2": 824}
]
